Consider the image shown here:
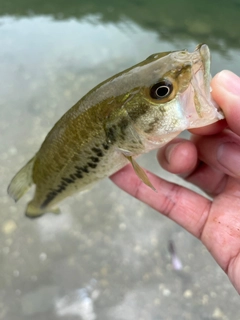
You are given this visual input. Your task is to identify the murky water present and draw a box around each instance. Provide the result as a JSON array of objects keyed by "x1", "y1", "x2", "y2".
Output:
[{"x1": 1, "y1": 1, "x2": 240, "y2": 319}]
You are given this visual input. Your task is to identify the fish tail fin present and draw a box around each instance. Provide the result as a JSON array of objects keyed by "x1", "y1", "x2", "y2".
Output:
[
  {"x1": 7, "y1": 157, "x2": 36, "y2": 202},
  {"x1": 25, "y1": 201, "x2": 61, "y2": 219}
]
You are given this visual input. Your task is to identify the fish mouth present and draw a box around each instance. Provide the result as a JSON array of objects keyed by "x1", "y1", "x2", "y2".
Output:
[
  {"x1": 192, "y1": 43, "x2": 211, "y2": 101},
  {"x1": 183, "y1": 44, "x2": 224, "y2": 128},
  {"x1": 195, "y1": 44, "x2": 211, "y2": 95}
]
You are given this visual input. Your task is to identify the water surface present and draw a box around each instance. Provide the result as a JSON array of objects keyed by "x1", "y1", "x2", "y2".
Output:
[{"x1": 1, "y1": 1, "x2": 240, "y2": 319}]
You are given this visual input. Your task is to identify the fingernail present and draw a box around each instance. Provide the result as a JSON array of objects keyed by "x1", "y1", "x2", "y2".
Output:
[
  {"x1": 216, "y1": 70, "x2": 240, "y2": 96},
  {"x1": 217, "y1": 142, "x2": 240, "y2": 176},
  {"x1": 165, "y1": 142, "x2": 179, "y2": 163}
]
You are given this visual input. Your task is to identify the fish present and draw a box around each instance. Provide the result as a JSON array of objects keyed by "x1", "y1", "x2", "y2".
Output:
[{"x1": 8, "y1": 44, "x2": 224, "y2": 218}]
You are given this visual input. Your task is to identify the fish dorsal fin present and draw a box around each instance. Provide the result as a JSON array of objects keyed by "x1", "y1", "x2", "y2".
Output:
[
  {"x1": 7, "y1": 156, "x2": 36, "y2": 202},
  {"x1": 123, "y1": 154, "x2": 156, "y2": 192}
]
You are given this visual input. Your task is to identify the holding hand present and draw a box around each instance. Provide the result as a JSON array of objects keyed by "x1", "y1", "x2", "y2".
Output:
[{"x1": 111, "y1": 70, "x2": 240, "y2": 293}]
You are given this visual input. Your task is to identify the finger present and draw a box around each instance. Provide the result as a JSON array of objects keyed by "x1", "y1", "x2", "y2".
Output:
[
  {"x1": 110, "y1": 165, "x2": 211, "y2": 239},
  {"x1": 185, "y1": 162, "x2": 227, "y2": 196},
  {"x1": 211, "y1": 70, "x2": 240, "y2": 136},
  {"x1": 157, "y1": 138, "x2": 198, "y2": 175},
  {"x1": 192, "y1": 129, "x2": 240, "y2": 179},
  {"x1": 188, "y1": 119, "x2": 227, "y2": 136},
  {"x1": 158, "y1": 138, "x2": 227, "y2": 196}
]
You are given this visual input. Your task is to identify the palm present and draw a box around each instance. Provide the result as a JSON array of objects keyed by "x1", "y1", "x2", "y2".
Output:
[
  {"x1": 111, "y1": 164, "x2": 240, "y2": 293},
  {"x1": 202, "y1": 177, "x2": 240, "y2": 289}
]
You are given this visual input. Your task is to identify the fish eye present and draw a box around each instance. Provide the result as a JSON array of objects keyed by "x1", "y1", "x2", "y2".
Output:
[{"x1": 150, "y1": 80, "x2": 173, "y2": 100}]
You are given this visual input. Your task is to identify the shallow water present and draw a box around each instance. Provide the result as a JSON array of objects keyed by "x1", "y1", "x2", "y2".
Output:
[{"x1": 1, "y1": 1, "x2": 240, "y2": 319}]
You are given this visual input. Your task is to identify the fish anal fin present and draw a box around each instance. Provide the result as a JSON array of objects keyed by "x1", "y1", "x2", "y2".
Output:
[
  {"x1": 123, "y1": 154, "x2": 156, "y2": 192},
  {"x1": 25, "y1": 201, "x2": 61, "y2": 219},
  {"x1": 8, "y1": 157, "x2": 36, "y2": 202}
]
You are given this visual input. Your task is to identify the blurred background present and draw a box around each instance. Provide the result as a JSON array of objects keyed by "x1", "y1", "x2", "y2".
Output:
[{"x1": 1, "y1": 0, "x2": 240, "y2": 319}]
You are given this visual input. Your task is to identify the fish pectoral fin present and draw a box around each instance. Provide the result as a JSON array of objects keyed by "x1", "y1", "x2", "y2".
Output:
[
  {"x1": 7, "y1": 156, "x2": 36, "y2": 202},
  {"x1": 25, "y1": 201, "x2": 60, "y2": 219},
  {"x1": 123, "y1": 154, "x2": 156, "y2": 192}
]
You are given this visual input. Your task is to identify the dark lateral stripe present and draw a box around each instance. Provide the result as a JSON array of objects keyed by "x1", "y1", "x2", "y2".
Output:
[
  {"x1": 62, "y1": 177, "x2": 74, "y2": 184},
  {"x1": 75, "y1": 172, "x2": 83, "y2": 179},
  {"x1": 90, "y1": 156, "x2": 99, "y2": 163},
  {"x1": 106, "y1": 127, "x2": 117, "y2": 143},
  {"x1": 41, "y1": 168, "x2": 85, "y2": 208},
  {"x1": 88, "y1": 162, "x2": 97, "y2": 169},
  {"x1": 118, "y1": 117, "x2": 129, "y2": 134},
  {"x1": 102, "y1": 143, "x2": 109, "y2": 150},
  {"x1": 57, "y1": 185, "x2": 66, "y2": 192},
  {"x1": 75, "y1": 165, "x2": 89, "y2": 173},
  {"x1": 41, "y1": 193, "x2": 56, "y2": 208},
  {"x1": 92, "y1": 147, "x2": 104, "y2": 157}
]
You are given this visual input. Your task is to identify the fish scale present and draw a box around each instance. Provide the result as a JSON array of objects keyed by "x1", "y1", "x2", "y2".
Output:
[
  {"x1": 35, "y1": 112, "x2": 140, "y2": 211},
  {"x1": 8, "y1": 44, "x2": 224, "y2": 217}
]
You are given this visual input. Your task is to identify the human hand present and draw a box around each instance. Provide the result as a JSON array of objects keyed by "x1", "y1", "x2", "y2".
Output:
[{"x1": 110, "y1": 70, "x2": 240, "y2": 294}]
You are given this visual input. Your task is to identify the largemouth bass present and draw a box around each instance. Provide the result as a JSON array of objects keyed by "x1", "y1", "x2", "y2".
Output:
[{"x1": 8, "y1": 44, "x2": 223, "y2": 218}]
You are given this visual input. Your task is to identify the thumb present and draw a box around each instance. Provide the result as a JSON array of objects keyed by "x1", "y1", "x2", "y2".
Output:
[{"x1": 211, "y1": 70, "x2": 240, "y2": 136}]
